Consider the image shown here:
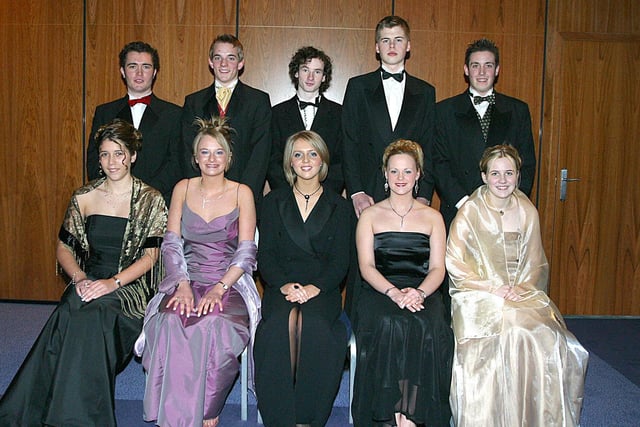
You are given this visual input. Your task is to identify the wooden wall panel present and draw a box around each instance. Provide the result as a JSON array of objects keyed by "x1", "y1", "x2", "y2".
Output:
[
  {"x1": 238, "y1": 0, "x2": 390, "y2": 104},
  {"x1": 0, "y1": 1, "x2": 84, "y2": 300}
]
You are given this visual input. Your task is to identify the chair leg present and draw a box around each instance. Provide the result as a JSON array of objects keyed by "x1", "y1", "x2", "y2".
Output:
[
  {"x1": 349, "y1": 333, "x2": 356, "y2": 424},
  {"x1": 241, "y1": 347, "x2": 248, "y2": 421}
]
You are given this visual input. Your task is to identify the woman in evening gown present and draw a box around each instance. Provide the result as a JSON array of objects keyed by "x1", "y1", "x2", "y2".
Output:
[
  {"x1": 0, "y1": 119, "x2": 167, "y2": 426},
  {"x1": 140, "y1": 117, "x2": 260, "y2": 427},
  {"x1": 254, "y1": 131, "x2": 352, "y2": 426},
  {"x1": 446, "y1": 144, "x2": 588, "y2": 426},
  {"x1": 353, "y1": 139, "x2": 453, "y2": 427}
]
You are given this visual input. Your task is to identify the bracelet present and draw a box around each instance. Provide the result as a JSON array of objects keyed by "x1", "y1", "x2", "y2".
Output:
[
  {"x1": 71, "y1": 270, "x2": 84, "y2": 285},
  {"x1": 384, "y1": 286, "x2": 396, "y2": 296},
  {"x1": 417, "y1": 288, "x2": 427, "y2": 300},
  {"x1": 113, "y1": 277, "x2": 122, "y2": 288},
  {"x1": 217, "y1": 280, "x2": 229, "y2": 290}
]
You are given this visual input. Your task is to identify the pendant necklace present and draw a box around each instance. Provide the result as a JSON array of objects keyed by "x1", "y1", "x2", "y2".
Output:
[
  {"x1": 486, "y1": 195, "x2": 512, "y2": 216},
  {"x1": 388, "y1": 198, "x2": 414, "y2": 228},
  {"x1": 294, "y1": 184, "x2": 322, "y2": 213},
  {"x1": 199, "y1": 178, "x2": 226, "y2": 209}
]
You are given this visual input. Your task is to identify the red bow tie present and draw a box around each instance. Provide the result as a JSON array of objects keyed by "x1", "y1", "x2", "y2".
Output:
[{"x1": 128, "y1": 95, "x2": 152, "y2": 107}]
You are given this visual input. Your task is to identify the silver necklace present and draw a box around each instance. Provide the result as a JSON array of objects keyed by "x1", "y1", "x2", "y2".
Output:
[
  {"x1": 199, "y1": 178, "x2": 226, "y2": 209},
  {"x1": 388, "y1": 198, "x2": 414, "y2": 228},
  {"x1": 293, "y1": 184, "x2": 322, "y2": 213}
]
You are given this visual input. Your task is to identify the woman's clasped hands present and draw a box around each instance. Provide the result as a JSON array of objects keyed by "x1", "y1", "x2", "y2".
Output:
[
  {"x1": 75, "y1": 277, "x2": 119, "y2": 302},
  {"x1": 492, "y1": 284, "x2": 523, "y2": 302},
  {"x1": 387, "y1": 287, "x2": 425, "y2": 312},
  {"x1": 281, "y1": 282, "x2": 320, "y2": 304}
]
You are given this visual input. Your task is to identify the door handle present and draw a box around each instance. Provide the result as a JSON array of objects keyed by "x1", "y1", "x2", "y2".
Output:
[{"x1": 560, "y1": 168, "x2": 581, "y2": 201}]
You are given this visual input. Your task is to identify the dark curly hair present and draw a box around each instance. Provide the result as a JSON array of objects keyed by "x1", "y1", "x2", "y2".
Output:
[
  {"x1": 288, "y1": 46, "x2": 333, "y2": 94},
  {"x1": 95, "y1": 118, "x2": 142, "y2": 154}
]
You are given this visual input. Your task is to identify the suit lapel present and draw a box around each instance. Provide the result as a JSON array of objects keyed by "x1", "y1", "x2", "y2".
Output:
[
  {"x1": 279, "y1": 191, "x2": 315, "y2": 255},
  {"x1": 368, "y1": 77, "x2": 394, "y2": 148},
  {"x1": 310, "y1": 97, "x2": 332, "y2": 132},
  {"x1": 487, "y1": 94, "x2": 513, "y2": 146},
  {"x1": 394, "y1": 75, "x2": 421, "y2": 136},
  {"x1": 115, "y1": 97, "x2": 134, "y2": 124},
  {"x1": 284, "y1": 97, "x2": 305, "y2": 130},
  {"x1": 202, "y1": 84, "x2": 218, "y2": 119},
  {"x1": 138, "y1": 95, "x2": 160, "y2": 130},
  {"x1": 453, "y1": 93, "x2": 484, "y2": 141},
  {"x1": 278, "y1": 190, "x2": 334, "y2": 256}
]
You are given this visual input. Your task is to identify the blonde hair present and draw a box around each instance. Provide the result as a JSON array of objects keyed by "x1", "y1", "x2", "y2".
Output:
[
  {"x1": 191, "y1": 116, "x2": 234, "y2": 171},
  {"x1": 282, "y1": 130, "x2": 330, "y2": 186},
  {"x1": 479, "y1": 144, "x2": 522, "y2": 174},
  {"x1": 382, "y1": 139, "x2": 424, "y2": 176}
]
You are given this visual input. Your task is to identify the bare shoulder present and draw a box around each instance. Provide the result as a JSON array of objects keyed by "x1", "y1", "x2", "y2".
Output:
[
  {"x1": 173, "y1": 178, "x2": 190, "y2": 193},
  {"x1": 415, "y1": 202, "x2": 444, "y2": 221}
]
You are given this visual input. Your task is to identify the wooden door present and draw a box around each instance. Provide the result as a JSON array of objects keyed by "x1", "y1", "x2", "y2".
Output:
[{"x1": 540, "y1": 1, "x2": 640, "y2": 315}]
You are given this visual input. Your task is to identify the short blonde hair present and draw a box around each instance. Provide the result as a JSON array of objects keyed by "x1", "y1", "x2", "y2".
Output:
[{"x1": 282, "y1": 130, "x2": 330, "y2": 187}]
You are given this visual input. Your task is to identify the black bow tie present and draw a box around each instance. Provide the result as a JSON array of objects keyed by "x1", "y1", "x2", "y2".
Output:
[
  {"x1": 298, "y1": 98, "x2": 320, "y2": 110},
  {"x1": 381, "y1": 69, "x2": 404, "y2": 82},
  {"x1": 471, "y1": 93, "x2": 496, "y2": 105}
]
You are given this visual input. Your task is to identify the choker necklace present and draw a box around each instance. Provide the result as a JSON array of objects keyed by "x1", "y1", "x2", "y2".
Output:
[
  {"x1": 388, "y1": 198, "x2": 414, "y2": 228},
  {"x1": 486, "y1": 196, "x2": 512, "y2": 216},
  {"x1": 294, "y1": 184, "x2": 322, "y2": 212},
  {"x1": 199, "y1": 179, "x2": 226, "y2": 209}
]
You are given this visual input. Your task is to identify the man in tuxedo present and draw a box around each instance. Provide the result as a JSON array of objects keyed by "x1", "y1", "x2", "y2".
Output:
[
  {"x1": 268, "y1": 46, "x2": 344, "y2": 194},
  {"x1": 342, "y1": 15, "x2": 436, "y2": 217},
  {"x1": 433, "y1": 38, "x2": 536, "y2": 316},
  {"x1": 181, "y1": 34, "x2": 271, "y2": 213},
  {"x1": 88, "y1": 41, "x2": 182, "y2": 205},
  {"x1": 433, "y1": 38, "x2": 536, "y2": 229}
]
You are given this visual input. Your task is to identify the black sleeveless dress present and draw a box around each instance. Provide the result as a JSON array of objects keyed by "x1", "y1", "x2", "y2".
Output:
[
  {"x1": 0, "y1": 215, "x2": 141, "y2": 427},
  {"x1": 352, "y1": 232, "x2": 453, "y2": 426}
]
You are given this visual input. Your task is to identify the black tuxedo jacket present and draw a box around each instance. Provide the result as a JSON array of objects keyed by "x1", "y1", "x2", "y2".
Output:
[
  {"x1": 433, "y1": 91, "x2": 536, "y2": 228},
  {"x1": 342, "y1": 70, "x2": 436, "y2": 202},
  {"x1": 88, "y1": 94, "x2": 183, "y2": 204},
  {"x1": 181, "y1": 81, "x2": 272, "y2": 212},
  {"x1": 268, "y1": 95, "x2": 344, "y2": 194}
]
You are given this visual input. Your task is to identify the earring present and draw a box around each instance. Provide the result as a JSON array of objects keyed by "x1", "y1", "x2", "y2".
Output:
[
  {"x1": 98, "y1": 166, "x2": 104, "y2": 176},
  {"x1": 413, "y1": 180, "x2": 419, "y2": 196},
  {"x1": 384, "y1": 180, "x2": 389, "y2": 194}
]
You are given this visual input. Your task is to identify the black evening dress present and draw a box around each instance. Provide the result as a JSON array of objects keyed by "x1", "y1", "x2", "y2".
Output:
[
  {"x1": 352, "y1": 232, "x2": 454, "y2": 426},
  {"x1": 0, "y1": 215, "x2": 142, "y2": 427}
]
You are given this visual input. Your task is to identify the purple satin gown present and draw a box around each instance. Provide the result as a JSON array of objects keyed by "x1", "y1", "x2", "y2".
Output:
[{"x1": 142, "y1": 204, "x2": 260, "y2": 426}]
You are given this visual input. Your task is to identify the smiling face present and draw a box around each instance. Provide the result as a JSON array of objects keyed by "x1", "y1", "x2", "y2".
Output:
[
  {"x1": 482, "y1": 156, "x2": 519, "y2": 201},
  {"x1": 195, "y1": 135, "x2": 229, "y2": 176},
  {"x1": 385, "y1": 153, "x2": 420, "y2": 196},
  {"x1": 208, "y1": 42, "x2": 244, "y2": 86},
  {"x1": 376, "y1": 26, "x2": 410, "y2": 70},
  {"x1": 296, "y1": 57, "x2": 325, "y2": 97},
  {"x1": 120, "y1": 51, "x2": 156, "y2": 97},
  {"x1": 290, "y1": 138, "x2": 323, "y2": 183},
  {"x1": 99, "y1": 139, "x2": 136, "y2": 181},
  {"x1": 465, "y1": 50, "x2": 499, "y2": 96}
]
